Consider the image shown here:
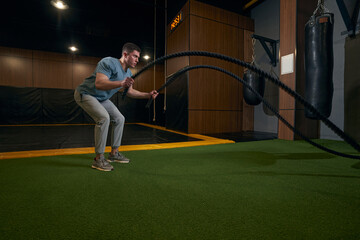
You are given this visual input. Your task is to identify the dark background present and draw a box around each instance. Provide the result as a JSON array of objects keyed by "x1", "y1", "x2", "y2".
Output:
[{"x1": 0, "y1": 0, "x2": 263, "y2": 59}]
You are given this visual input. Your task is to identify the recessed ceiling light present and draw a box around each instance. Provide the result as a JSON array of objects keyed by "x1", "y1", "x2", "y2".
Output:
[
  {"x1": 50, "y1": 0, "x2": 69, "y2": 10},
  {"x1": 143, "y1": 55, "x2": 150, "y2": 60},
  {"x1": 69, "y1": 46, "x2": 78, "y2": 52}
]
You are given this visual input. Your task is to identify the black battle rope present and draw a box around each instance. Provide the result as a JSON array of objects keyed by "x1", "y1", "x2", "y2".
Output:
[
  {"x1": 122, "y1": 51, "x2": 360, "y2": 156},
  {"x1": 146, "y1": 65, "x2": 360, "y2": 160}
]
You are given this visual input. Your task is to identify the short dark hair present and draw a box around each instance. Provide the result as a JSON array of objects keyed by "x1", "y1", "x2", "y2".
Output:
[{"x1": 122, "y1": 42, "x2": 141, "y2": 54}]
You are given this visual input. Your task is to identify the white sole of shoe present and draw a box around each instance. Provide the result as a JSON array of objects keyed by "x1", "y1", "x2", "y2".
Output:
[
  {"x1": 107, "y1": 159, "x2": 129, "y2": 163},
  {"x1": 91, "y1": 165, "x2": 113, "y2": 171}
]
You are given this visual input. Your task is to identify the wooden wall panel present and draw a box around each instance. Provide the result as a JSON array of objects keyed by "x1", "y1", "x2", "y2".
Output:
[
  {"x1": 167, "y1": 1, "x2": 189, "y2": 76},
  {"x1": 0, "y1": 55, "x2": 33, "y2": 87},
  {"x1": 33, "y1": 47, "x2": 73, "y2": 89},
  {"x1": 73, "y1": 55, "x2": 100, "y2": 65},
  {"x1": 190, "y1": 0, "x2": 238, "y2": 27},
  {"x1": 0, "y1": 47, "x2": 33, "y2": 87},
  {"x1": 72, "y1": 62, "x2": 96, "y2": 89},
  {"x1": 279, "y1": 0, "x2": 319, "y2": 140},
  {"x1": 344, "y1": 34, "x2": 360, "y2": 142},
  {"x1": 239, "y1": 15, "x2": 255, "y2": 31},
  {"x1": 279, "y1": 0, "x2": 296, "y2": 140},
  {"x1": 278, "y1": 110, "x2": 294, "y2": 139},
  {"x1": 295, "y1": 109, "x2": 319, "y2": 140},
  {"x1": 166, "y1": 0, "x2": 253, "y2": 134},
  {"x1": 132, "y1": 62, "x2": 164, "y2": 92},
  {"x1": 0, "y1": 46, "x2": 110, "y2": 90},
  {"x1": 189, "y1": 15, "x2": 241, "y2": 111},
  {"x1": 278, "y1": 74, "x2": 296, "y2": 110},
  {"x1": 167, "y1": 1, "x2": 190, "y2": 34},
  {"x1": 0, "y1": 46, "x2": 32, "y2": 58},
  {"x1": 33, "y1": 59, "x2": 73, "y2": 89},
  {"x1": 166, "y1": 19, "x2": 189, "y2": 75},
  {"x1": 72, "y1": 55, "x2": 100, "y2": 89},
  {"x1": 33, "y1": 50, "x2": 73, "y2": 62},
  {"x1": 188, "y1": 110, "x2": 242, "y2": 134}
]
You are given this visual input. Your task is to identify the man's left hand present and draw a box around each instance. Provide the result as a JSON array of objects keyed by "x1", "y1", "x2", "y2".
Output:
[{"x1": 149, "y1": 90, "x2": 159, "y2": 99}]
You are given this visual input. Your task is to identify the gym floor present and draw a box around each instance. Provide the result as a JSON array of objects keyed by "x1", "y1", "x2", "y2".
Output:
[
  {"x1": 0, "y1": 136, "x2": 359, "y2": 239},
  {"x1": 0, "y1": 123, "x2": 277, "y2": 159}
]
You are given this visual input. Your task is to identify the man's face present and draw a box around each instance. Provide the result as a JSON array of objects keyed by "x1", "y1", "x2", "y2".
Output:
[{"x1": 125, "y1": 50, "x2": 140, "y2": 68}]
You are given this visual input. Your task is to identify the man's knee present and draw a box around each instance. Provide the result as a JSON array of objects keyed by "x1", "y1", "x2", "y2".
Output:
[
  {"x1": 97, "y1": 115, "x2": 110, "y2": 126},
  {"x1": 112, "y1": 114, "x2": 125, "y2": 126}
]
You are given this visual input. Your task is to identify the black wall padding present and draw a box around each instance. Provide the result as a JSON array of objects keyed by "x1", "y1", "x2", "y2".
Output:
[
  {"x1": 117, "y1": 94, "x2": 149, "y2": 123},
  {"x1": 0, "y1": 86, "x2": 43, "y2": 124},
  {"x1": 42, "y1": 88, "x2": 83, "y2": 124},
  {"x1": 166, "y1": 72, "x2": 188, "y2": 133},
  {"x1": 148, "y1": 94, "x2": 166, "y2": 127},
  {"x1": 0, "y1": 86, "x2": 149, "y2": 125}
]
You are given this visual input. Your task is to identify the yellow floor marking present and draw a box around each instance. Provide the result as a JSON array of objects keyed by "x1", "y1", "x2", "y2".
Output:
[
  {"x1": 0, "y1": 123, "x2": 234, "y2": 160},
  {"x1": 0, "y1": 123, "x2": 95, "y2": 127}
]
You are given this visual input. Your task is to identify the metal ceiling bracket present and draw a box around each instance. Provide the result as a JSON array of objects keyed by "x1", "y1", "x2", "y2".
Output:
[
  {"x1": 336, "y1": 0, "x2": 360, "y2": 37},
  {"x1": 251, "y1": 34, "x2": 279, "y2": 67}
]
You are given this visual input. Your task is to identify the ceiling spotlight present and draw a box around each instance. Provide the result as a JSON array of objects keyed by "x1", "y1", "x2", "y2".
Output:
[
  {"x1": 143, "y1": 55, "x2": 150, "y2": 60},
  {"x1": 50, "y1": 0, "x2": 69, "y2": 10},
  {"x1": 69, "y1": 46, "x2": 78, "y2": 52}
]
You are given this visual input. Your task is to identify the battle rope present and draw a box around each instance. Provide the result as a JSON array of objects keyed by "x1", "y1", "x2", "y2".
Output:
[
  {"x1": 146, "y1": 65, "x2": 360, "y2": 160},
  {"x1": 122, "y1": 51, "x2": 360, "y2": 157}
]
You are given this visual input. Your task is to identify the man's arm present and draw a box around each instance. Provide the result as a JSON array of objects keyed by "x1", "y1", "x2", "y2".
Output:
[
  {"x1": 95, "y1": 73, "x2": 134, "y2": 90},
  {"x1": 127, "y1": 86, "x2": 158, "y2": 99}
]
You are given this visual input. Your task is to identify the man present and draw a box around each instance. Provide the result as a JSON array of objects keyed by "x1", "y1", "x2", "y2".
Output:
[{"x1": 74, "y1": 42, "x2": 158, "y2": 171}]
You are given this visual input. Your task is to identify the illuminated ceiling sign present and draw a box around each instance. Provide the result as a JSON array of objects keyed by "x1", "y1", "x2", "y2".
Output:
[{"x1": 170, "y1": 12, "x2": 183, "y2": 32}]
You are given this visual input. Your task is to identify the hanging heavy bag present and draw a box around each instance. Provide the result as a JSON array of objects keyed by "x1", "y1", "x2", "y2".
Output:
[
  {"x1": 243, "y1": 70, "x2": 265, "y2": 106},
  {"x1": 304, "y1": 13, "x2": 334, "y2": 119}
]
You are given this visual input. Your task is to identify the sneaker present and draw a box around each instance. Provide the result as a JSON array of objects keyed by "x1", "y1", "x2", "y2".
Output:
[
  {"x1": 92, "y1": 156, "x2": 114, "y2": 171},
  {"x1": 107, "y1": 152, "x2": 130, "y2": 163}
]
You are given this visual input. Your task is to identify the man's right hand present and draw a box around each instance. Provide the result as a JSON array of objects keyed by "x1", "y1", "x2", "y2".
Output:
[{"x1": 123, "y1": 77, "x2": 134, "y2": 88}]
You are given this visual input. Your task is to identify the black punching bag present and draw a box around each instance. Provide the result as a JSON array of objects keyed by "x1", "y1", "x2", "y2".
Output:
[
  {"x1": 243, "y1": 70, "x2": 265, "y2": 106},
  {"x1": 304, "y1": 13, "x2": 334, "y2": 119}
]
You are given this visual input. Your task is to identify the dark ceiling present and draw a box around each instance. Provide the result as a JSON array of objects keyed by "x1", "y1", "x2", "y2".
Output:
[{"x1": 0, "y1": 0, "x2": 264, "y2": 60}]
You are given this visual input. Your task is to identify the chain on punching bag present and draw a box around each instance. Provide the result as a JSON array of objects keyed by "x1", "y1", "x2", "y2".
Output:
[
  {"x1": 243, "y1": 38, "x2": 265, "y2": 106},
  {"x1": 304, "y1": 0, "x2": 334, "y2": 119}
]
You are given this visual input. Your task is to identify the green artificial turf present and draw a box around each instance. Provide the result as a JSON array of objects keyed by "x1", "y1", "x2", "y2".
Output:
[{"x1": 0, "y1": 139, "x2": 360, "y2": 240}]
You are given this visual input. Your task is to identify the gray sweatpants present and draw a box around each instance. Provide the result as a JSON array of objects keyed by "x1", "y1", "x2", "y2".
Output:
[{"x1": 74, "y1": 90, "x2": 125, "y2": 155}]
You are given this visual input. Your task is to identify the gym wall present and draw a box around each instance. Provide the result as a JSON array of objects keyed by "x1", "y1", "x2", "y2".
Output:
[
  {"x1": 344, "y1": 34, "x2": 360, "y2": 142},
  {"x1": 0, "y1": 46, "x2": 164, "y2": 125},
  {"x1": 166, "y1": 0, "x2": 254, "y2": 134},
  {"x1": 0, "y1": 46, "x2": 163, "y2": 91},
  {"x1": 0, "y1": 46, "x2": 99, "y2": 89}
]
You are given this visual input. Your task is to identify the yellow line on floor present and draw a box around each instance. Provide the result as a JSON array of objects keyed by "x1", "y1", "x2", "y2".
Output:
[
  {"x1": 136, "y1": 122, "x2": 220, "y2": 141},
  {"x1": 0, "y1": 123, "x2": 95, "y2": 127},
  {"x1": 0, "y1": 123, "x2": 141, "y2": 127},
  {"x1": 0, "y1": 140, "x2": 234, "y2": 160},
  {"x1": 0, "y1": 123, "x2": 234, "y2": 159}
]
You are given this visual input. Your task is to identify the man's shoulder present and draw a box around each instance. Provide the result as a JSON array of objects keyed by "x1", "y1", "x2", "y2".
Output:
[
  {"x1": 100, "y1": 56, "x2": 118, "y2": 63},
  {"x1": 97, "y1": 57, "x2": 121, "y2": 72}
]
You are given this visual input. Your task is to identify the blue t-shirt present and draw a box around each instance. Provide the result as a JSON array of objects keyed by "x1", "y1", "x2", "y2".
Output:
[{"x1": 76, "y1": 57, "x2": 132, "y2": 101}]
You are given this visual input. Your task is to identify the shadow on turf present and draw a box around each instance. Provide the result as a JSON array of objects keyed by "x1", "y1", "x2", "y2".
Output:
[
  {"x1": 274, "y1": 152, "x2": 335, "y2": 160},
  {"x1": 351, "y1": 162, "x2": 360, "y2": 169},
  {"x1": 243, "y1": 171, "x2": 360, "y2": 179},
  {"x1": 29, "y1": 158, "x2": 89, "y2": 169},
  {"x1": 177, "y1": 151, "x2": 335, "y2": 166}
]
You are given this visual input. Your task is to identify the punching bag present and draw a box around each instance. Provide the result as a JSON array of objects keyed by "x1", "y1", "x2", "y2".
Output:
[
  {"x1": 304, "y1": 13, "x2": 334, "y2": 119},
  {"x1": 243, "y1": 70, "x2": 265, "y2": 106}
]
